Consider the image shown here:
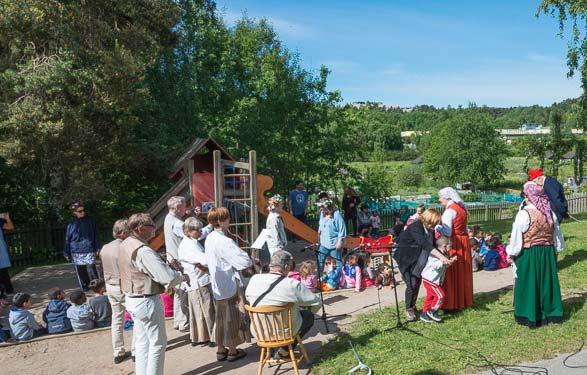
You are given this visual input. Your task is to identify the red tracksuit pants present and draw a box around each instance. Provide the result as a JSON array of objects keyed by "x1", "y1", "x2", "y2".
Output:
[{"x1": 422, "y1": 279, "x2": 445, "y2": 313}]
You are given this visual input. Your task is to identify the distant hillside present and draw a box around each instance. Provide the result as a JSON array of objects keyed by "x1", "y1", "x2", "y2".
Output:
[{"x1": 350, "y1": 97, "x2": 580, "y2": 131}]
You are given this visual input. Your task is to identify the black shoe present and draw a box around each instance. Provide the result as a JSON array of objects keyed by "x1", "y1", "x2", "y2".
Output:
[
  {"x1": 208, "y1": 342, "x2": 216, "y2": 348},
  {"x1": 191, "y1": 341, "x2": 198, "y2": 347},
  {"x1": 427, "y1": 310, "x2": 442, "y2": 322},
  {"x1": 114, "y1": 352, "x2": 130, "y2": 364},
  {"x1": 419, "y1": 312, "x2": 433, "y2": 323},
  {"x1": 131, "y1": 355, "x2": 135, "y2": 363}
]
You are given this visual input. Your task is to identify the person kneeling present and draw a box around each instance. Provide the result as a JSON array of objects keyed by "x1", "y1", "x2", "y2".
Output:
[{"x1": 246, "y1": 250, "x2": 321, "y2": 359}]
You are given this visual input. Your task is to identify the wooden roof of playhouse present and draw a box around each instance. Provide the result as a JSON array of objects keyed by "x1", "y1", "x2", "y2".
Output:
[{"x1": 148, "y1": 137, "x2": 235, "y2": 250}]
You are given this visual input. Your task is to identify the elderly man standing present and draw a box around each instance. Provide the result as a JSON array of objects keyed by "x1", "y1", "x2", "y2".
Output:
[
  {"x1": 245, "y1": 250, "x2": 321, "y2": 358},
  {"x1": 100, "y1": 219, "x2": 132, "y2": 364},
  {"x1": 164, "y1": 196, "x2": 189, "y2": 331},
  {"x1": 119, "y1": 213, "x2": 187, "y2": 375}
]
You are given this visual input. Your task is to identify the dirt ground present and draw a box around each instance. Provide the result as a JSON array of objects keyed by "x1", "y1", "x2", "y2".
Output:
[{"x1": 0, "y1": 242, "x2": 516, "y2": 375}]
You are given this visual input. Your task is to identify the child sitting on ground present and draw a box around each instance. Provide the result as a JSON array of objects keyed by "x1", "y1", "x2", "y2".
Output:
[
  {"x1": 483, "y1": 237, "x2": 501, "y2": 271},
  {"x1": 370, "y1": 211, "x2": 381, "y2": 237},
  {"x1": 470, "y1": 238, "x2": 483, "y2": 272},
  {"x1": 343, "y1": 254, "x2": 363, "y2": 292},
  {"x1": 420, "y1": 236, "x2": 456, "y2": 323},
  {"x1": 375, "y1": 263, "x2": 395, "y2": 288},
  {"x1": 42, "y1": 287, "x2": 72, "y2": 334},
  {"x1": 473, "y1": 227, "x2": 487, "y2": 256},
  {"x1": 320, "y1": 257, "x2": 341, "y2": 292},
  {"x1": 89, "y1": 279, "x2": 112, "y2": 328},
  {"x1": 493, "y1": 232, "x2": 508, "y2": 269},
  {"x1": 299, "y1": 260, "x2": 318, "y2": 292},
  {"x1": 67, "y1": 290, "x2": 95, "y2": 331},
  {"x1": 9, "y1": 292, "x2": 46, "y2": 340}
]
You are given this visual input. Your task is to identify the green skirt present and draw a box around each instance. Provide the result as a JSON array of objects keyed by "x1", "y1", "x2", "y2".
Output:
[{"x1": 513, "y1": 245, "x2": 563, "y2": 328}]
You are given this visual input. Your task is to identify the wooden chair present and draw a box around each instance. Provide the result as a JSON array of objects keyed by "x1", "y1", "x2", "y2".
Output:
[{"x1": 245, "y1": 303, "x2": 309, "y2": 375}]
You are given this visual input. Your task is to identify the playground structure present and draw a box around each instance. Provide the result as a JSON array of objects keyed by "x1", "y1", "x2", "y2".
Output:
[{"x1": 147, "y1": 138, "x2": 360, "y2": 252}]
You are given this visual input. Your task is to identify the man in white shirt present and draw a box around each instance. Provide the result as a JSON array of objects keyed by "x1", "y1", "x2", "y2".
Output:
[
  {"x1": 245, "y1": 250, "x2": 321, "y2": 357},
  {"x1": 163, "y1": 196, "x2": 189, "y2": 331},
  {"x1": 119, "y1": 213, "x2": 188, "y2": 375}
]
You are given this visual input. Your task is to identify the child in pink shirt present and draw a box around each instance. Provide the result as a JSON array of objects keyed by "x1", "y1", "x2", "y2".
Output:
[
  {"x1": 344, "y1": 254, "x2": 363, "y2": 292},
  {"x1": 299, "y1": 260, "x2": 318, "y2": 292}
]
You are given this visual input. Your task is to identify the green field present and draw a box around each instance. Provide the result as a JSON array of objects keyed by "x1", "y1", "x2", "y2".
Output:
[{"x1": 313, "y1": 216, "x2": 587, "y2": 374}]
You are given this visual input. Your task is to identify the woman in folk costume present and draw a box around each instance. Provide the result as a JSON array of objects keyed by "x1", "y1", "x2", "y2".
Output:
[
  {"x1": 437, "y1": 187, "x2": 473, "y2": 310},
  {"x1": 265, "y1": 194, "x2": 287, "y2": 256},
  {"x1": 506, "y1": 183, "x2": 564, "y2": 328}
]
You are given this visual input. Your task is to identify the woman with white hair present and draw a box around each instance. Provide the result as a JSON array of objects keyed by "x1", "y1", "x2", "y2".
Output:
[
  {"x1": 265, "y1": 195, "x2": 287, "y2": 256},
  {"x1": 437, "y1": 187, "x2": 473, "y2": 310},
  {"x1": 178, "y1": 217, "x2": 215, "y2": 347}
]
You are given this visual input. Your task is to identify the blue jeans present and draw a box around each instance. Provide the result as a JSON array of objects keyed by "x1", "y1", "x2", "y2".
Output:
[{"x1": 318, "y1": 245, "x2": 342, "y2": 273}]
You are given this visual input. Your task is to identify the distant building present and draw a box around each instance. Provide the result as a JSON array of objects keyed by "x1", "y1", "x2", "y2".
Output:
[{"x1": 521, "y1": 122, "x2": 542, "y2": 131}]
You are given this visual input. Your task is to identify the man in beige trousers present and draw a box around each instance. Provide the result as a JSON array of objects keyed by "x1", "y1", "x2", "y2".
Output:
[{"x1": 100, "y1": 219, "x2": 133, "y2": 364}]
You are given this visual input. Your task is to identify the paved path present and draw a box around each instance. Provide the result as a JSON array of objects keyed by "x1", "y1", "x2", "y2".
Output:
[{"x1": 2, "y1": 243, "x2": 520, "y2": 375}]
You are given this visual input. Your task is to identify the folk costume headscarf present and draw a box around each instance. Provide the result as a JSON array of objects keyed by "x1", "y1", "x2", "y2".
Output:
[
  {"x1": 523, "y1": 182, "x2": 553, "y2": 225},
  {"x1": 438, "y1": 187, "x2": 464, "y2": 205}
]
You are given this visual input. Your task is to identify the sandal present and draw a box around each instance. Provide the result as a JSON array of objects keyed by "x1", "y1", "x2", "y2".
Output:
[
  {"x1": 216, "y1": 349, "x2": 228, "y2": 362},
  {"x1": 227, "y1": 348, "x2": 247, "y2": 362}
]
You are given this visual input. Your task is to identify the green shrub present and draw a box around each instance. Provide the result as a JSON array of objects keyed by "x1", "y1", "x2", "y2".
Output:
[{"x1": 396, "y1": 165, "x2": 423, "y2": 187}]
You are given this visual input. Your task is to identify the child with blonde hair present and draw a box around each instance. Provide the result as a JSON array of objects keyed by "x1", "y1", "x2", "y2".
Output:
[
  {"x1": 420, "y1": 236, "x2": 456, "y2": 323},
  {"x1": 299, "y1": 260, "x2": 318, "y2": 292},
  {"x1": 266, "y1": 194, "x2": 287, "y2": 256}
]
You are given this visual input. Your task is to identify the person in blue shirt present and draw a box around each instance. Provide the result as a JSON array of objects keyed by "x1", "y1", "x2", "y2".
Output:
[
  {"x1": 0, "y1": 212, "x2": 15, "y2": 294},
  {"x1": 317, "y1": 198, "x2": 346, "y2": 273},
  {"x1": 288, "y1": 180, "x2": 308, "y2": 223},
  {"x1": 64, "y1": 202, "x2": 101, "y2": 291},
  {"x1": 42, "y1": 288, "x2": 72, "y2": 334},
  {"x1": 320, "y1": 257, "x2": 342, "y2": 292},
  {"x1": 483, "y1": 237, "x2": 501, "y2": 271}
]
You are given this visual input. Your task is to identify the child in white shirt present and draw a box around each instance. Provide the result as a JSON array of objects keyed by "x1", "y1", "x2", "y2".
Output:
[{"x1": 420, "y1": 236, "x2": 455, "y2": 323}]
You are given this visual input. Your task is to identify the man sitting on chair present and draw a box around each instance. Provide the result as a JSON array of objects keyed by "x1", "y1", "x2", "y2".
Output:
[{"x1": 245, "y1": 250, "x2": 321, "y2": 357}]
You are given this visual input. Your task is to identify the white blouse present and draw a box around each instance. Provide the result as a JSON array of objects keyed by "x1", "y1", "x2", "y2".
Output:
[
  {"x1": 506, "y1": 204, "x2": 565, "y2": 257},
  {"x1": 266, "y1": 211, "x2": 287, "y2": 254},
  {"x1": 204, "y1": 229, "x2": 252, "y2": 300},
  {"x1": 438, "y1": 201, "x2": 457, "y2": 237},
  {"x1": 178, "y1": 237, "x2": 210, "y2": 291}
]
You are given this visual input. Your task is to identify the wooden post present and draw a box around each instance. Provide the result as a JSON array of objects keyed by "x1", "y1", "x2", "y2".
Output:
[
  {"x1": 213, "y1": 150, "x2": 223, "y2": 208},
  {"x1": 186, "y1": 158, "x2": 195, "y2": 204},
  {"x1": 484, "y1": 204, "x2": 489, "y2": 222},
  {"x1": 249, "y1": 150, "x2": 258, "y2": 241}
]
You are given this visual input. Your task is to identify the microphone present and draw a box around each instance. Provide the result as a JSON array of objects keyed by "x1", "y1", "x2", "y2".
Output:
[{"x1": 301, "y1": 243, "x2": 318, "y2": 252}]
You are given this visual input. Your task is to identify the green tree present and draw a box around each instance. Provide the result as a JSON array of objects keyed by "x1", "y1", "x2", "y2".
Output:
[
  {"x1": 0, "y1": 0, "x2": 180, "y2": 222},
  {"x1": 422, "y1": 112, "x2": 506, "y2": 189},
  {"x1": 539, "y1": 0, "x2": 587, "y2": 183}
]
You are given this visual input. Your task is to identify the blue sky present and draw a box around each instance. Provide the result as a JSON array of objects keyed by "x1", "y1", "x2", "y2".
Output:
[{"x1": 218, "y1": 0, "x2": 581, "y2": 108}]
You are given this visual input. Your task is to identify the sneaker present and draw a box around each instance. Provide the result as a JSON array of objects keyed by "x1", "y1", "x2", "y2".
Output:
[
  {"x1": 419, "y1": 312, "x2": 433, "y2": 323},
  {"x1": 405, "y1": 308, "x2": 417, "y2": 322},
  {"x1": 427, "y1": 310, "x2": 442, "y2": 322},
  {"x1": 114, "y1": 352, "x2": 130, "y2": 364}
]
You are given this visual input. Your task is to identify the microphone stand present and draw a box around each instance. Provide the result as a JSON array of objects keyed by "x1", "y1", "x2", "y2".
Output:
[
  {"x1": 388, "y1": 246, "x2": 404, "y2": 330},
  {"x1": 302, "y1": 243, "x2": 348, "y2": 333}
]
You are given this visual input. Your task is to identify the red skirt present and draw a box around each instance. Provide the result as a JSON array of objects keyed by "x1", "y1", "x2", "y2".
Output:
[{"x1": 442, "y1": 233, "x2": 473, "y2": 310}]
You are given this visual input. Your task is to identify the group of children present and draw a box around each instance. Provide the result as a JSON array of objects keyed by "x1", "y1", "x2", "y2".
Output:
[
  {"x1": 0, "y1": 279, "x2": 113, "y2": 342},
  {"x1": 469, "y1": 226, "x2": 510, "y2": 272},
  {"x1": 285, "y1": 253, "x2": 396, "y2": 295}
]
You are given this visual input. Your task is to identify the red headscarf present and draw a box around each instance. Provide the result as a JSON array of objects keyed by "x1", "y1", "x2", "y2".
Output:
[
  {"x1": 523, "y1": 182, "x2": 553, "y2": 225},
  {"x1": 527, "y1": 168, "x2": 544, "y2": 181}
]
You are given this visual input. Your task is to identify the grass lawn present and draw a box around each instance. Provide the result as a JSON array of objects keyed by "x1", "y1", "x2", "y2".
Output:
[{"x1": 313, "y1": 216, "x2": 587, "y2": 375}]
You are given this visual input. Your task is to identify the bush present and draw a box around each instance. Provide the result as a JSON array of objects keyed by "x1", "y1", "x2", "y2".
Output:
[{"x1": 396, "y1": 165, "x2": 423, "y2": 187}]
